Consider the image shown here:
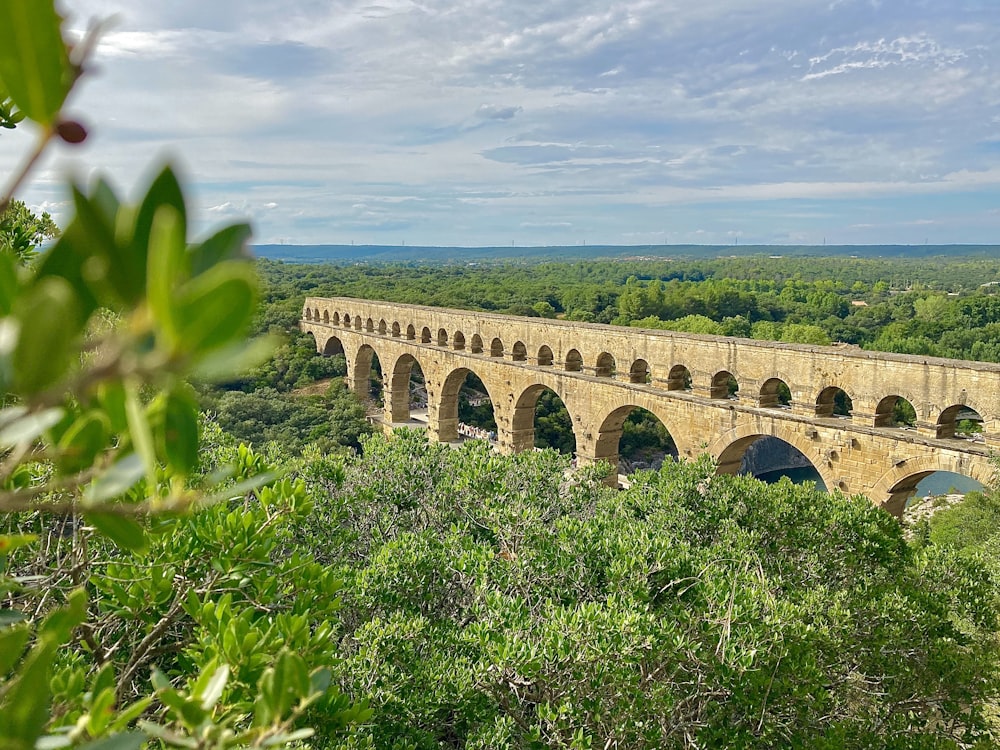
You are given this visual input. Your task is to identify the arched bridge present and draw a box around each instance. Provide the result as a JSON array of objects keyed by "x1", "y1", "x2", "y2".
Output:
[{"x1": 302, "y1": 296, "x2": 998, "y2": 515}]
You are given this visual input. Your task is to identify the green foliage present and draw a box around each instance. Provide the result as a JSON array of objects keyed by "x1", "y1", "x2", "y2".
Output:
[
  {"x1": 0, "y1": 4, "x2": 355, "y2": 748},
  {"x1": 0, "y1": 199, "x2": 58, "y2": 264},
  {"x1": 304, "y1": 434, "x2": 1000, "y2": 748},
  {"x1": 210, "y1": 380, "x2": 371, "y2": 454}
]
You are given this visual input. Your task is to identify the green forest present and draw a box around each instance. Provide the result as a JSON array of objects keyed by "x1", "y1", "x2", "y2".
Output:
[{"x1": 5, "y1": 4, "x2": 1000, "y2": 749}]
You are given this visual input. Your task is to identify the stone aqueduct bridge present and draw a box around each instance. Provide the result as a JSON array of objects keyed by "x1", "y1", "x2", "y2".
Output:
[{"x1": 302, "y1": 296, "x2": 999, "y2": 515}]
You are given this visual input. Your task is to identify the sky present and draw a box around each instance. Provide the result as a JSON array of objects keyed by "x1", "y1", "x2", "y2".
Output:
[{"x1": 3, "y1": 0, "x2": 999, "y2": 247}]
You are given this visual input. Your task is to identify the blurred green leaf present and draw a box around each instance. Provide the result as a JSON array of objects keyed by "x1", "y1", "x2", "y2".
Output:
[
  {"x1": 85, "y1": 453, "x2": 145, "y2": 504},
  {"x1": 191, "y1": 335, "x2": 279, "y2": 382},
  {"x1": 161, "y1": 389, "x2": 199, "y2": 474},
  {"x1": 0, "y1": 251, "x2": 17, "y2": 315},
  {"x1": 0, "y1": 624, "x2": 29, "y2": 672},
  {"x1": 0, "y1": 407, "x2": 63, "y2": 448},
  {"x1": 76, "y1": 733, "x2": 145, "y2": 750},
  {"x1": 174, "y1": 262, "x2": 257, "y2": 354},
  {"x1": 189, "y1": 223, "x2": 251, "y2": 277},
  {"x1": 56, "y1": 411, "x2": 111, "y2": 474},
  {"x1": 11, "y1": 277, "x2": 81, "y2": 393},
  {"x1": 85, "y1": 513, "x2": 147, "y2": 554},
  {"x1": 0, "y1": 0, "x2": 72, "y2": 125},
  {"x1": 146, "y1": 205, "x2": 186, "y2": 348}
]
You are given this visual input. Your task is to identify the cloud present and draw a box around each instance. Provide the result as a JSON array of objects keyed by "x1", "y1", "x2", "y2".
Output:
[
  {"x1": 476, "y1": 104, "x2": 523, "y2": 120},
  {"x1": 0, "y1": 0, "x2": 994, "y2": 246}
]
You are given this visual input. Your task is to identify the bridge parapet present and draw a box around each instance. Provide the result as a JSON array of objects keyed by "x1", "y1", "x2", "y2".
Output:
[{"x1": 304, "y1": 296, "x2": 1000, "y2": 442}]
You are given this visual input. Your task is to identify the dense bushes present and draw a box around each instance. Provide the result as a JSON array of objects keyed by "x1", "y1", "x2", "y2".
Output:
[{"x1": 304, "y1": 433, "x2": 1000, "y2": 748}]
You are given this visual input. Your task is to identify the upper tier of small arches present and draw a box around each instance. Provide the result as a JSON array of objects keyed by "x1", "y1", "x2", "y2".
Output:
[{"x1": 303, "y1": 297, "x2": 1000, "y2": 442}]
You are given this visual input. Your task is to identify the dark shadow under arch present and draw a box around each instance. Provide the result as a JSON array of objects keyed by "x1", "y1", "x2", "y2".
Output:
[
  {"x1": 565, "y1": 349, "x2": 583, "y2": 372},
  {"x1": 759, "y1": 377, "x2": 791, "y2": 408},
  {"x1": 537, "y1": 345, "x2": 554, "y2": 366},
  {"x1": 816, "y1": 385, "x2": 853, "y2": 418},
  {"x1": 874, "y1": 394, "x2": 916, "y2": 428}
]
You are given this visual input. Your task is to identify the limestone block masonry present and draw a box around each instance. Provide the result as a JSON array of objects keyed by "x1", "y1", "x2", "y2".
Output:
[{"x1": 302, "y1": 296, "x2": 999, "y2": 516}]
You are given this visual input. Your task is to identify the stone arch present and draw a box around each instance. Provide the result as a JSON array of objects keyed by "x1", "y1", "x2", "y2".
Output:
[
  {"x1": 406, "y1": 323, "x2": 416, "y2": 340},
  {"x1": 305, "y1": 308, "x2": 312, "y2": 321},
  {"x1": 385, "y1": 352, "x2": 427, "y2": 423},
  {"x1": 453, "y1": 331, "x2": 466, "y2": 350},
  {"x1": 936, "y1": 404, "x2": 985, "y2": 440},
  {"x1": 312, "y1": 307, "x2": 320, "y2": 320},
  {"x1": 365, "y1": 317, "x2": 374, "y2": 332},
  {"x1": 871, "y1": 455, "x2": 994, "y2": 517},
  {"x1": 353, "y1": 316, "x2": 362, "y2": 330},
  {"x1": 595, "y1": 352, "x2": 616, "y2": 377},
  {"x1": 391, "y1": 321, "x2": 401, "y2": 338},
  {"x1": 490, "y1": 337, "x2": 504, "y2": 358},
  {"x1": 323, "y1": 335, "x2": 345, "y2": 357},
  {"x1": 511, "y1": 383, "x2": 579, "y2": 454},
  {"x1": 537, "y1": 345, "x2": 554, "y2": 366},
  {"x1": 304, "y1": 329, "x2": 318, "y2": 351},
  {"x1": 323, "y1": 309, "x2": 330, "y2": 323},
  {"x1": 343, "y1": 314, "x2": 351, "y2": 328},
  {"x1": 874, "y1": 394, "x2": 917, "y2": 428},
  {"x1": 591, "y1": 403, "x2": 680, "y2": 482},
  {"x1": 565, "y1": 349, "x2": 583, "y2": 372},
  {"x1": 816, "y1": 385, "x2": 853, "y2": 418},
  {"x1": 471, "y1": 334, "x2": 484, "y2": 354},
  {"x1": 759, "y1": 377, "x2": 791, "y2": 409},
  {"x1": 437, "y1": 328, "x2": 448, "y2": 347},
  {"x1": 438, "y1": 365, "x2": 499, "y2": 443},
  {"x1": 710, "y1": 425, "x2": 837, "y2": 491},
  {"x1": 711, "y1": 370, "x2": 738, "y2": 399},
  {"x1": 667, "y1": 364, "x2": 692, "y2": 391},
  {"x1": 628, "y1": 359, "x2": 651, "y2": 384},
  {"x1": 378, "y1": 319, "x2": 387, "y2": 335},
  {"x1": 421, "y1": 326, "x2": 432, "y2": 344},
  {"x1": 332, "y1": 312, "x2": 340, "y2": 326},
  {"x1": 512, "y1": 341, "x2": 527, "y2": 362},
  {"x1": 352, "y1": 343, "x2": 383, "y2": 401}
]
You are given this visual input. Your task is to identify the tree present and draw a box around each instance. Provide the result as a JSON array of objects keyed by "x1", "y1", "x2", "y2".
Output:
[
  {"x1": 0, "y1": 3, "x2": 361, "y2": 747},
  {"x1": 0, "y1": 198, "x2": 58, "y2": 263}
]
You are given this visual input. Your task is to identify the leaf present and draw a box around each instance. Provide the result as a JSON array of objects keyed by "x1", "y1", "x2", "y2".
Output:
[
  {"x1": 0, "y1": 0, "x2": 73, "y2": 125},
  {"x1": 191, "y1": 335, "x2": 279, "y2": 382},
  {"x1": 198, "y1": 664, "x2": 230, "y2": 712},
  {"x1": 76, "y1": 732, "x2": 146, "y2": 750},
  {"x1": 0, "y1": 534, "x2": 38, "y2": 555},
  {"x1": 10, "y1": 277, "x2": 81, "y2": 393},
  {"x1": 0, "y1": 251, "x2": 17, "y2": 315},
  {"x1": 188, "y1": 222, "x2": 252, "y2": 277},
  {"x1": 262, "y1": 729, "x2": 315, "y2": 746},
  {"x1": 85, "y1": 513, "x2": 147, "y2": 554},
  {"x1": 85, "y1": 453, "x2": 145, "y2": 504},
  {"x1": 132, "y1": 166, "x2": 186, "y2": 280},
  {"x1": 161, "y1": 389, "x2": 199, "y2": 474},
  {"x1": 0, "y1": 624, "x2": 29, "y2": 673},
  {"x1": 146, "y1": 205, "x2": 186, "y2": 347},
  {"x1": 173, "y1": 262, "x2": 257, "y2": 355},
  {"x1": 0, "y1": 407, "x2": 63, "y2": 448},
  {"x1": 56, "y1": 411, "x2": 110, "y2": 474},
  {"x1": 0, "y1": 610, "x2": 28, "y2": 629}
]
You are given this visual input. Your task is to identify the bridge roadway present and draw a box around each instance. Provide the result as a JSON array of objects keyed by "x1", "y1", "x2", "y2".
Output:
[{"x1": 302, "y1": 296, "x2": 999, "y2": 515}]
